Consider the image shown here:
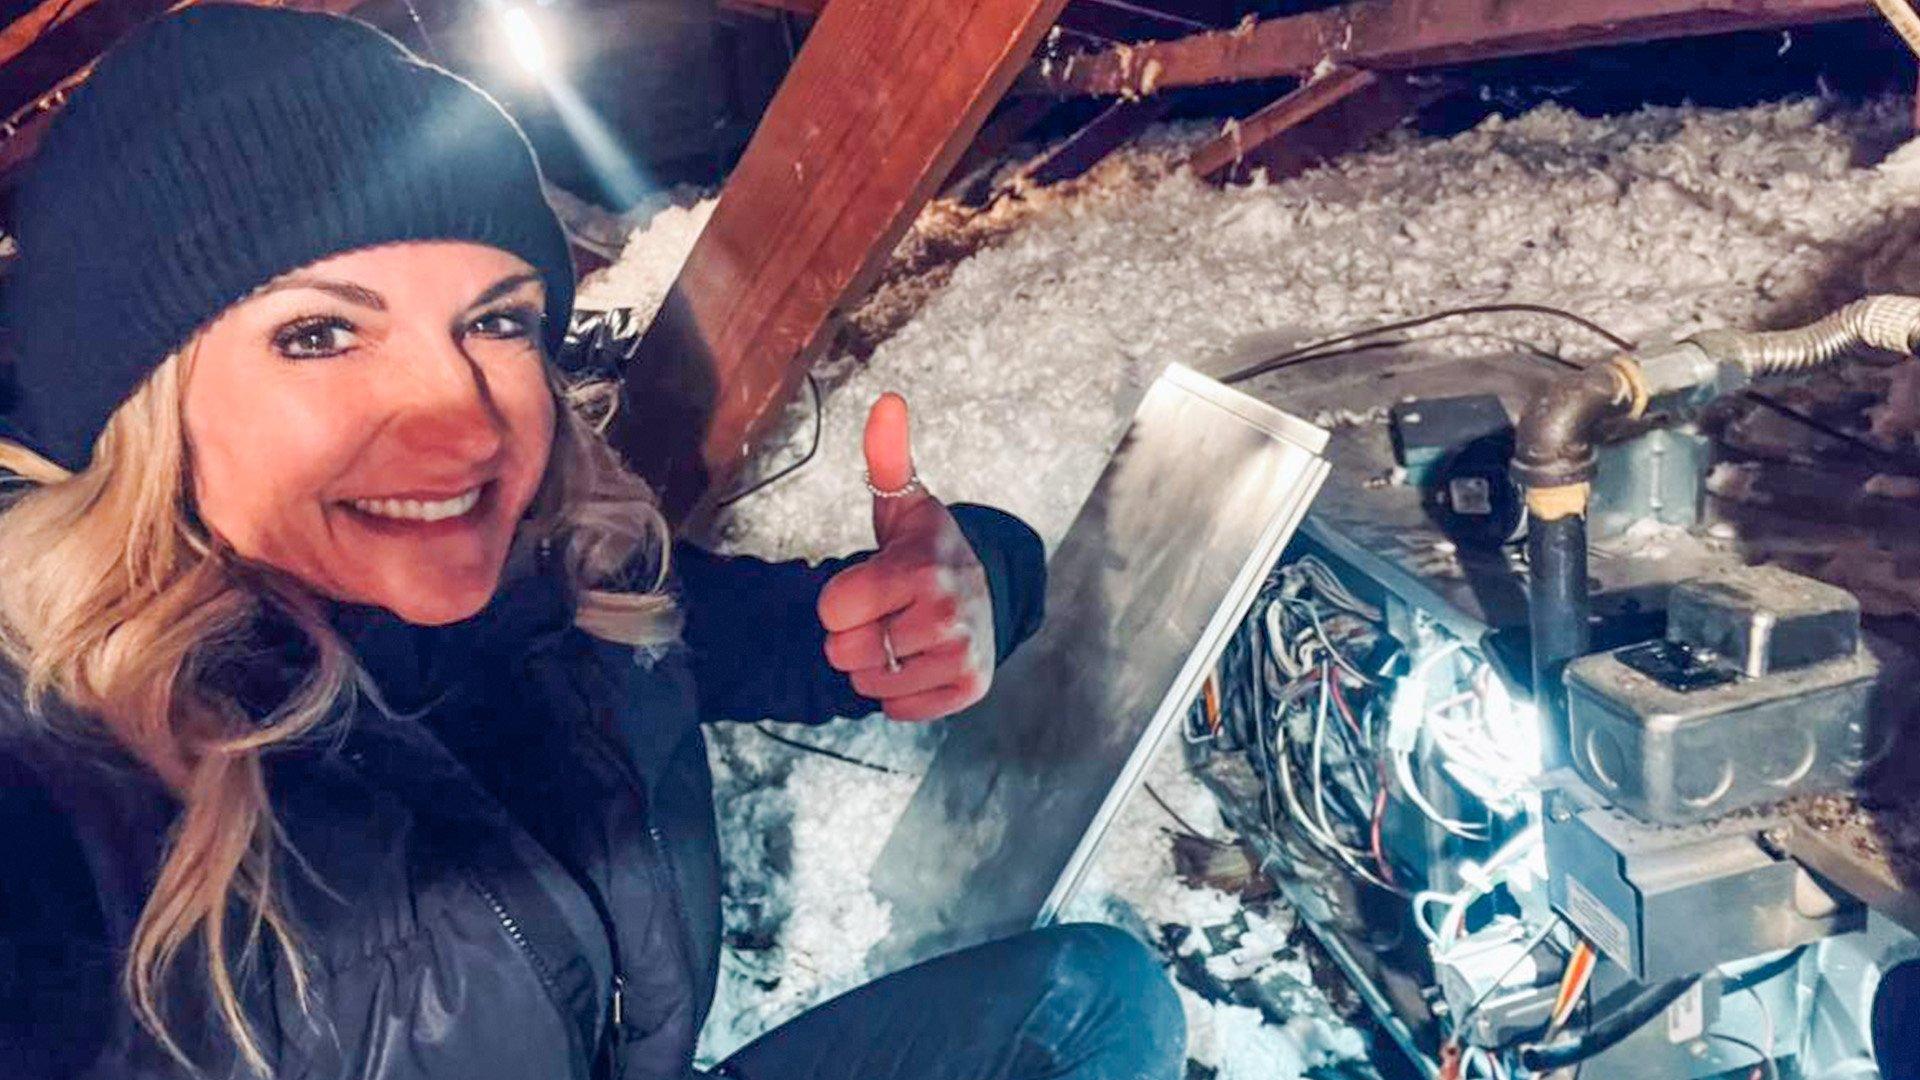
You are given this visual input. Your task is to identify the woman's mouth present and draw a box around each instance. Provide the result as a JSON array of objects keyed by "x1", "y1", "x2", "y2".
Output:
[{"x1": 346, "y1": 485, "x2": 485, "y2": 523}]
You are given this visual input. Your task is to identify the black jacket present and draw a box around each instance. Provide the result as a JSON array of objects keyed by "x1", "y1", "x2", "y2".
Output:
[{"x1": 0, "y1": 507, "x2": 1046, "y2": 1080}]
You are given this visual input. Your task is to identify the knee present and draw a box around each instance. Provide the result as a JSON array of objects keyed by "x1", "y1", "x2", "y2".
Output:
[{"x1": 1036, "y1": 924, "x2": 1187, "y2": 1077}]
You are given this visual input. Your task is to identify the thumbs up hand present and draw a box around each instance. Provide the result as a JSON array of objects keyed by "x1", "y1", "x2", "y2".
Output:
[{"x1": 817, "y1": 394, "x2": 996, "y2": 722}]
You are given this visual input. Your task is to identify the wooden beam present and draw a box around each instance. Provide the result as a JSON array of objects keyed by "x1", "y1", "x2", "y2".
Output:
[
  {"x1": 1016, "y1": 96, "x2": 1163, "y2": 187},
  {"x1": 0, "y1": 0, "x2": 101, "y2": 72},
  {"x1": 0, "y1": 0, "x2": 405, "y2": 192},
  {"x1": 1188, "y1": 66, "x2": 1447, "y2": 184},
  {"x1": 0, "y1": 0, "x2": 185, "y2": 122},
  {"x1": 608, "y1": 0, "x2": 1072, "y2": 513},
  {"x1": 1023, "y1": 0, "x2": 1878, "y2": 97},
  {"x1": 940, "y1": 94, "x2": 1055, "y2": 196}
]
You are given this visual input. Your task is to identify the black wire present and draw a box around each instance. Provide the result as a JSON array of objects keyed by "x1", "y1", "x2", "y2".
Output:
[
  {"x1": 1217, "y1": 303, "x2": 1635, "y2": 386},
  {"x1": 1143, "y1": 782, "x2": 1224, "y2": 844},
  {"x1": 716, "y1": 374, "x2": 824, "y2": 508},
  {"x1": 1708, "y1": 1033, "x2": 1776, "y2": 1080},
  {"x1": 1570, "y1": 976, "x2": 1593, "y2": 1080},
  {"x1": 1519, "y1": 976, "x2": 1701, "y2": 1071},
  {"x1": 1723, "y1": 946, "x2": 1807, "y2": 996},
  {"x1": 749, "y1": 723, "x2": 906, "y2": 776}
]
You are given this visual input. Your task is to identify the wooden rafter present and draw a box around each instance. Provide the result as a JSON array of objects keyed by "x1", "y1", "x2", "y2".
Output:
[
  {"x1": 0, "y1": 0, "x2": 104, "y2": 72},
  {"x1": 0, "y1": 0, "x2": 170, "y2": 129},
  {"x1": 1015, "y1": 95, "x2": 1163, "y2": 187},
  {"x1": 1022, "y1": 0, "x2": 1880, "y2": 97},
  {"x1": 940, "y1": 94, "x2": 1055, "y2": 197},
  {"x1": 0, "y1": 0, "x2": 417, "y2": 193},
  {"x1": 1188, "y1": 65, "x2": 1449, "y2": 184},
  {"x1": 606, "y1": 0, "x2": 1072, "y2": 513}
]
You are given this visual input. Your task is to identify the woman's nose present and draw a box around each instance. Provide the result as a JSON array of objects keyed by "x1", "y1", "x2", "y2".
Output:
[{"x1": 386, "y1": 332, "x2": 509, "y2": 464}]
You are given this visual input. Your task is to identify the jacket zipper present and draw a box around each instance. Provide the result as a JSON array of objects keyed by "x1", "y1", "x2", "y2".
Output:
[
  {"x1": 578, "y1": 709, "x2": 697, "y2": 1068},
  {"x1": 533, "y1": 635, "x2": 697, "y2": 1079},
  {"x1": 568, "y1": 641, "x2": 698, "y2": 1068},
  {"x1": 468, "y1": 873, "x2": 568, "y2": 1018}
]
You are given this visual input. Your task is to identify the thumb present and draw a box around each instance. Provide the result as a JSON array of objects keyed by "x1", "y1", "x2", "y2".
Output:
[{"x1": 864, "y1": 392, "x2": 927, "y2": 540}]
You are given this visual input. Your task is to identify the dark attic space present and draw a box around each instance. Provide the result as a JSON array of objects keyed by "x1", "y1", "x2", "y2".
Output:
[{"x1": 12, "y1": 3, "x2": 1920, "y2": 1080}]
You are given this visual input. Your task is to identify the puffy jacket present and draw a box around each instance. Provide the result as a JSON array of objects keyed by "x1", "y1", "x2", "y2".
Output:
[{"x1": 0, "y1": 322, "x2": 1049, "y2": 1078}]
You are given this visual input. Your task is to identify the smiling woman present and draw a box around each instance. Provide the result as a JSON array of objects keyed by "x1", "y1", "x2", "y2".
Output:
[
  {"x1": 0, "y1": 5, "x2": 1180, "y2": 1080},
  {"x1": 183, "y1": 245, "x2": 560, "y2": 626}
]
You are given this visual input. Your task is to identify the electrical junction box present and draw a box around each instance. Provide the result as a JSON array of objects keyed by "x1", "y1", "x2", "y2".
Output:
[
  {"x1": 1543, "y1": 775, "x2": 1861, "y2": 982},
  {"x1": 1389, "y1": 393, "x2": 1511, "y2": 489},
  {"x1": 1565, "y1": 566, "x2": 1877, "y2": 826}
]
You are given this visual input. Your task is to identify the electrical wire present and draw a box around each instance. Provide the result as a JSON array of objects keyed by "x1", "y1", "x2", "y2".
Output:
[
  {"x1": 1722, "y1": 947, "x2": 1807, "y2": 995},
  {"x1": 1746, "y1": 985, "x2": 1777, "y2": 1080},
  {"x1": 1547, "y1": 939, "x2": 1598, "y2": 1036},
  {"x1": 1708, "y1": 1033, "x2": 1776, "y2": 1080},
  {"x1": 1143, "y1": 782, "x2": 1224, "y2": 844},
  {"x1": 1569, "y1": 976, "x2": 1593, "y2": 1080},
  {"x1": 1519, "y1": 977, "x2": 1701, "y2": 1071},
  {"x1": 749, "y1": 723, "x2": 906, "y2": 775},
  {"x1": 716, "y1": 374, "x2": 824, "y2": 508},
  {"x1": 1217, "y1": 303, "x2": 1635, "y2": 385}
]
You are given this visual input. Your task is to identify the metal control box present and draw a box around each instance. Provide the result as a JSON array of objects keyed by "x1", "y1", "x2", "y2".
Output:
[
  {"x1": 1545, "y1": 778, "x2": 1862, "y2": 981},
  {"x1": 1566, "y1": 567, "x2": 1877, "y2": 825}
]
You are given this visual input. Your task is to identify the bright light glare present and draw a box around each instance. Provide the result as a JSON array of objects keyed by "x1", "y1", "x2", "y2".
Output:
[{"x1": 497, "y1": 6, "x2": 549, "y2": 78}]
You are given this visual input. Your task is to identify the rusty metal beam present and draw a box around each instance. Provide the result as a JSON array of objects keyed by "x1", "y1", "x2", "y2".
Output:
[{"x1": 1023, "y1": 0, "x2": 1878, "y2": 98}]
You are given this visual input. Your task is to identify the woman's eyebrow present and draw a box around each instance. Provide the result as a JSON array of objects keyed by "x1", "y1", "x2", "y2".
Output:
[
  {"x1": 255, "y1": 275, "x2": 387, "y2": 310},
  {"x1": 467, "y1": 272, "x2": 543, "y2": 311}
]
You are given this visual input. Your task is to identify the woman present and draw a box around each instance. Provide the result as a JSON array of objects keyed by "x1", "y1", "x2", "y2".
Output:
[{"x1": 0, "y1": 6, "x2": 1186, "y2": 1079}]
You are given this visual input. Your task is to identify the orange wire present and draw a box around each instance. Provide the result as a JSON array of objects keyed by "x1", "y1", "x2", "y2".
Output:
[{"x1": 1550, "y1": 940, "x2": 1598, "y2": 1033}]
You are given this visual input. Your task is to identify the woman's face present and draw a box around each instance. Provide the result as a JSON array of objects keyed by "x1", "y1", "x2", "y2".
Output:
[{"x1": 182, "y1": 241, "x2": 557, "y2": 625}]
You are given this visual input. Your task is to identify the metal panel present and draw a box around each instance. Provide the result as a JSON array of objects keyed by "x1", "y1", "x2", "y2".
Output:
[{"x1": 868, "y1": 364, "x2": 1330, "y2": 969}]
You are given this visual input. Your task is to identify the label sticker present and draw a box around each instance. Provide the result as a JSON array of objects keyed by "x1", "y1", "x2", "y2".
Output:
[{"x1": 1562, "y1": 876, "x2": 1633, "y2": 967}]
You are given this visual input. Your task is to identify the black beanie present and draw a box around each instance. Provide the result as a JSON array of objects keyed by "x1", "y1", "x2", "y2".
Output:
[{"x1": 4, "y1": 3, "x2": 579, "y2": 472}]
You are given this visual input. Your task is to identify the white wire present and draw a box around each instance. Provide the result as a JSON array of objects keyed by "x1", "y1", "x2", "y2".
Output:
[
  {"x1": 1271, "y1": 700, "x2": 1399, "y2": 892},
  {"x1": 1311, "y1": 666, "x2": 1340, "y2": 842},
  {"x1": 1413, "y1": 890, "x2": 1460, "y2": 944},
  {"x1": 1395, "y1": 748, "x2": 1489, "y2": 839}
]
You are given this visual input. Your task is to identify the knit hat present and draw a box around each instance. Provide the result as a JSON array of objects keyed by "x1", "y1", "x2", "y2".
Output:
[{"x1": 3, "y1": 3, "x2": 578, "y2": 472}]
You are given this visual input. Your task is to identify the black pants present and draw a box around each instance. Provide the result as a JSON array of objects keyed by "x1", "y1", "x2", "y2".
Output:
[{"x1": 714, "y1": 924, "x2": 1187, "y2": 1080}]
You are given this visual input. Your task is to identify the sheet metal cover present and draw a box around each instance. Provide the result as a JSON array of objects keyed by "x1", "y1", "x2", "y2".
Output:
[{"x1": 869, "y1": 364, "x2": 1331, "y2": 968}]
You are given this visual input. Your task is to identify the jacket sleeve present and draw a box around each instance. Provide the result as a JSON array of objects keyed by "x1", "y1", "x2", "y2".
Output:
[{"x1": 677, "y1": 503, "x2": 1047, "y2": 725}]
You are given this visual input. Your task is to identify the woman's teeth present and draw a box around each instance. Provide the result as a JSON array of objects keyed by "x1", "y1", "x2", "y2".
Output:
[{"x1": 349, "y1": 487, "x2": 482, "y2": 523}]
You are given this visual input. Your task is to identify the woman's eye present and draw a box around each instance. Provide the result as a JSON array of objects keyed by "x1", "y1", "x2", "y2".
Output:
[
  {"x1": 469, "y1": 306, "x2": 539, "y2": 340},
  {"x1": 272, "y1": 316, "x2": 358, "y2": 359}
]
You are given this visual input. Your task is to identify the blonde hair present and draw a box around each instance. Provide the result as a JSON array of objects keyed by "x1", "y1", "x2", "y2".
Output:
[{"x1": 0, "y1": 349, "x2": 679, "y2": 1075}]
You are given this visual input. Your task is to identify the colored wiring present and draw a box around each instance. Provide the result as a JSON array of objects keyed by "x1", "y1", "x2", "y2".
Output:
[{"x1": 1548, "y1": 939, "x2": 1598, "y2": 1036}]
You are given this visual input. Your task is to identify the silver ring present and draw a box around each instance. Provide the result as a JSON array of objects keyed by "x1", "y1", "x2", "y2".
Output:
[
  {"x1": 865, "y1": 471, "x2": 924, "y2": 500},
  {"x1": 882, "y1": 627, "x2": 902, "y2": 673}
]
